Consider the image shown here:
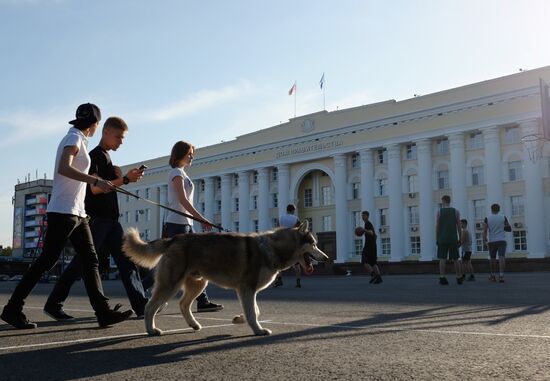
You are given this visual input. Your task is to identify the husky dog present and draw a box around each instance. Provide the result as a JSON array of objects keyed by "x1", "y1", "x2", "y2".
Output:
[{"x1": 123, "y1": 221, "x2": 328, "y2": 336}]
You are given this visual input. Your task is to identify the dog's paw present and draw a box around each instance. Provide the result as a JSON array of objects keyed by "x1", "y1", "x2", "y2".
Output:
[
  {"x1": 232, "y1": 314, "x2": 245, "y2": 324},
  {"x1": 147, "y1": 328, "x2": 163, "y2": 336},
  {"x1": 254, "y1": 328, "x2": 272, "y2": 336}
]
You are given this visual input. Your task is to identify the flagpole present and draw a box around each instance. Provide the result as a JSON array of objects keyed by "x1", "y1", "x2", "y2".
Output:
[
  {"x1": 323, "y1": 76, "x2": 326, "y2": 111},
  {"x1": 294, "y1": 80, "x2": 297, "y2": 117}
]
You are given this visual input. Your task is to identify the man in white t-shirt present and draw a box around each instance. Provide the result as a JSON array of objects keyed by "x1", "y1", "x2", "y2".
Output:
[
  {"x1": 273, "y1": 204, "x2": 302, "y2": 288},
  {"x1": 483, "y1": 203, "x2": 511, "y2": 283}
]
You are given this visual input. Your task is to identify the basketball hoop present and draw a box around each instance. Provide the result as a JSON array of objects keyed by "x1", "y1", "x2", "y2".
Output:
[{"x1": 521, "y1": 134, "x2": 544, "y2": 164}]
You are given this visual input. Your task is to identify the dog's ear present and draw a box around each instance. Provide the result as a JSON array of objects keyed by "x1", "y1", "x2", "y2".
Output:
[{"x1": 298, "y1": 220, "x2": 309, "y2": 233}]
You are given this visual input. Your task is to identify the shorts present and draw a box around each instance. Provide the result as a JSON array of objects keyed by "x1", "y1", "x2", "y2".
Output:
[
  {"x1": 488, "y1": 241, "x2": 506, "y2": 259},
  {"x1": 461, "y1": 251, "x2": 472, "y2": 261},
  {"x1": 361, "y1": 249, "x2": 377, "y2": 266},
  {"x1": 437, "y1": 243, "x2": 460, "y2": 260}
]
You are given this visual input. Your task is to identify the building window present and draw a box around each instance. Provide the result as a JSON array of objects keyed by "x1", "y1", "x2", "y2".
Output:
[
  {"x1": 234, "y1": 175, "x2": 239, "y2": 187},
  {"x1": 234, "y1": 198, "x2": 239, "y2": 212},
  {"x1": 508, "y1": 161, "x2": 522, "y2": 181},
  {"x1": 272, "y1": 218, "x2": 278, "y2": 228},
  {"x1": 304, "y1": 189, "x2": 313, "y2": 207},
  {"x1": 473, "y1": 199, "x2": 485, "y2": 220},
  {"x1": 145, "y1": 188, "x2": 150, "y2": 199},
  {"x1": 410, "y1": 236, "x2": 421, "y2": 255},
  {"x1": 510, "y1": 195, "x2": 524, "y2": 217},
  {"x1": 408, "y1": 206, "x2": 419, "y2": 225},
  {"x1": 136, "y1": 189, "x2": 141, "y2": 198},
  {"x1": 216, "y1": 178, "x2": 221, "y2": 190},
  {"x1": 321, "y1": 186, "x2": 332, "y2": 205},
  {"x1": 513, "y1": 230, "x2": 527, "y2": 251},
  {"x1": 405, "y1": 144, "x2": 417, "y2": 160},
  {"x1": 379, "y1": 208, "x2": 388, "y2": 227},
  {"x1": 272, "y1": 193, "x2": 278, "y2": 208},
  {"x1": 437, "y1": 170, "x2": 449, "y2": 189},
  {"x1": 475, "y1": 232, "x2": 488, "y2": 252},
  {"x1": 352, "y1": 182, "x2": 360, "y2": 199},
  {"x1": 146, "y1": 209, "x2": 151, "y2": 221},
  {"x1": 234, "y1": 221, "x2": 239, "y2": 232},
  {"x1": 377, "y1": 178, "x2": 387, "y2": 196},
  {"x1": 352, "y1": 211, "x2": 361, "y2": 227},
  {"x1": 354, "y1": 239, "x2": 363, "y2": 255},
  {"x1": 436, "y1": 138, "x2": 449, "y2": 155},
  {"x1": 251, "y1": 195, "x2": 258, "y2": 210},
  {"x1": 126, "y1": 194, "x2": 130, "y2": 203},
  {"x1": 200, "y1": 181, "x2": 205, "y2": 192},
  {"x1": 199, "y1": 202, "x2": 205, "y2": 214},
  {"x1": 216, "y1": 200, "x2": 222, "y2": 213},
  {"x1": 252, "y1": 172, "x2": 258, "y2": 184},
  {"x1": 271, "y1": 168, "x2": 278, "y2": 181},
  {"x1": 471, "y1": 166, "x2": 484, "y2": 186},
  {"x1": 135, "y1": 210, "x2": 139, "y2": 222},
  {"x1": 125, "y1": 211, "x2": 130, "y2": 223},
  {"x1": 253, "y1": 220, "x2": 259, "y2": 232},
  {"x1": 351, "y1": 154, "x2": 359, "y2": 168},
  {"x1": 322, "y1": 216, "x2": 332, "y2": 231},
  {"x1": 407, "y1": 175, "x2": 418, "y2": 193},
  {"x1": 504, "y1": 127, "x2": 521, "y2": 144},
  {"x1": 377, "y1": 149, "x2": 387, "y2": 164},
  {"x1": 305, "y1": 217, "x2": 313, "y2": 230},
  {"x1": 469, "y1": 131, "x2": 483, "y2": 149},
  {"x1": 381, "y1": 237, "x2": 391, "y2": 256},
  {"x1": 144, "y1": 229, "x2": 150, "y2": 241}
]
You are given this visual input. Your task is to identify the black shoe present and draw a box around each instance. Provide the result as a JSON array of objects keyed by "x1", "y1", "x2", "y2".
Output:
[
  {"x1": 457, "y1": 277, "x2": 463, "y2": 285},
  {"x1": 96, "y1": 307, "x2": 133, "y2": 328},
  {"x1": 373, "y1": 275, "x2": 383, "y2": 284},
  {"x1": 439, "y1": 277, "x2": 449, "y2": 285},
  {"x1": 1, "y1": 305, "x2": 37, "y2": 329},
  {"x1": 197, "y1": 301, "x2": 224, "y2": 312},
  {"x1": 43, "y1": 305, "x2": 74, "y2": 321}
]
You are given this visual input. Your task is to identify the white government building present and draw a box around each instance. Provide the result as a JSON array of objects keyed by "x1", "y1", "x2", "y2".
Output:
[{"x1": 119, "y1": 66, "x2": 550, "y2": 264}]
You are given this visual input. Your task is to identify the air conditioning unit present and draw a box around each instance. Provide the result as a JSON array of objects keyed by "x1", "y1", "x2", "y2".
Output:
[
  {"x1": 378, "y1": 228, "x2": 386, "y2": 234},
  {"x1": 514, "y1": 222, "x2": 523, "y2": 228},
  {"x1": 410, "y1": 226, "x2": 418, "y2": 232},
  {"x1": 475, "y1": 222, "x2": 483, "y2": 230},
  {"x1": 408, "y1": 192, "x2": 416, "y2": 198}
]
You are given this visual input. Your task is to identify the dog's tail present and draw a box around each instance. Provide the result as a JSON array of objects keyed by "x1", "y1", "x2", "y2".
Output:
[{"x1": 123, "y1": 227, "x2": 168, "y2": 269}]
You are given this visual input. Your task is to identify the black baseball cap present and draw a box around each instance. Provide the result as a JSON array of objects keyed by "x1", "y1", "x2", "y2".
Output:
[{"x1": 69, "y1": 103, "x2": 101, "y2": 126}]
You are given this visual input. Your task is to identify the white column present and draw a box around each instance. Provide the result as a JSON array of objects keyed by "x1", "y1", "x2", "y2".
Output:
[
  {"x1": 277, "y1": 164, "x2": 290, "y2": 219},
  {"x1": 483, "y1": 127, "x2": 504, "y2": 211},
  {"x1": 449, "y1": 133, "x2": 467, "y2": 215},
  {"x1": 238, "y1": 171, "x2": 250, "y2": 232},
  {"x1": 192, "y1": 180, "x2": 200, "y2": 231},
  {"x1": 520, "y1": 119, "x2": 547, "y2": 258},
  {"x1": 359, "y1": 148, "x2": 375, "y2": 214},
  {"x1": 387, "y1": 144, "x2": 405, "y2": 261},
  {"x1": 221, "y1": 174, "x2": 232, "y2": 231},
  {"x1": 334, "y1": 154, "x2": 349, "y2": 262},
  {"x1": 416, "y1": 139, "x2": 435, "y2": 261},
  {"x1": 203, "y1": 177, "x2": 215, "y2": 223},
  {"x1": 258, "y1": 168, "x2": 270, "y2": 231},
  {"x1": 158, "y1": 185, "x2": 167, "y2": 238}
]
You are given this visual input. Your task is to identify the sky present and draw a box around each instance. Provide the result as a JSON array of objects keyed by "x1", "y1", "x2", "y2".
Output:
[{"x1": 1, "y1": 0, "x2": 550, "y2": 247}]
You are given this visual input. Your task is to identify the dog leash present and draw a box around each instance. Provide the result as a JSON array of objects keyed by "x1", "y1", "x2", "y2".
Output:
[{"x1": 112, "y1": 185, "x2": 227, "y2": 232}]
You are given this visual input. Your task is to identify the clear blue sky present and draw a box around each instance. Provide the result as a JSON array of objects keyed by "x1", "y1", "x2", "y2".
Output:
[{"x1": 1, "y1": 0, "x2": 549, "y2": 247}]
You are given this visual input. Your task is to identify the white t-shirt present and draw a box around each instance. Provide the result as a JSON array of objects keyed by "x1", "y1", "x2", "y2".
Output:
[
  {"x1": 165, "y1": 167, "x2": 194, "y2": 225},
  {"x1": 485, "y1": 213, "x2": 506, "y2": 243},
  {"x1": 47, "y1": 128, "x2": 90, "y2": 217},
  {"x1": 279, "y1": 213, "x2": 299, "y2": 228}
]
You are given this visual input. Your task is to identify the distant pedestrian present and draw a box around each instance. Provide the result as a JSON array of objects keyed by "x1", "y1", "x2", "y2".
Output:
[
  {"x1": 357, "y1": 211, "x2": 382, "y2": 284},
  {"x1": 436, "y1": 195, "x2": 463, "y2": 285},
  {"x1": 483, "y1": 203, "x2": 511, "y2": 283},
  {"x1": 460, "y1": 219, "x2": 475, "y2": 281},
  {"x1": 273, "y1": 204, "x2": 302, "y2": 288}
]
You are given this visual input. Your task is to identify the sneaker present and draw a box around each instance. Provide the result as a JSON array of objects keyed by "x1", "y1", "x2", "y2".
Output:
[
  {"x1": 1, "y1": 305, "x2": 37, "y2": 329},
  {"x1": 295, "y1": 279, "x2": 301, "y2": 288},
  {"x1": 43, "y1": 305, "x2": 74, "y2": 321},
  {"x1": 439, "y1": 277, "x2": 449, "y2": 285},
  {"x1": 456, "y1": 277, "x2": 463, "y2": 285},
  {"x1": 467, "y1": 274, "x2": 475, "y2": 281},
  {"x1": 499, "y1": 276, "x2": 505, "y2": 283},
  {"x1": 345, "y1": 270, "x2": 352, "y2": 277},
  {"x1": 373, "y1": 275, "x2": 383, "y2": 284},
  {"x1": 96, "y1": 307, "x2": 134, "y2": 328},
  {"x1": 488, "y1": 275, "x2": 497, "y2": 282},
  {"x1": 197, "y1": 301, "x2": 224, "y2": 313},
  {"x1": 369, "y1": 275, "x2": 376, "y2": 284}
]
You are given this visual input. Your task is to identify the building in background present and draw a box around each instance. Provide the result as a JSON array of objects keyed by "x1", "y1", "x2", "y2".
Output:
[{"x1": 12, "y1": 179, "x2": 52, "y2": 259}]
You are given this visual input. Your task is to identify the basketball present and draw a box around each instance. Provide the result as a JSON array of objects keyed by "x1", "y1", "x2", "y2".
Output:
[{"x1": 354, "y1": 227, "x2": 364, "y2": 236}]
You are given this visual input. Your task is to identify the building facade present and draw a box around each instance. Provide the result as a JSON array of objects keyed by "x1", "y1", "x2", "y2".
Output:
[
  {"x1": 118, "y1": 67, "x2": 550, "y2": 263},
  {"x1": 12, "y1": 179, "x2": 52, "y2": 259}
]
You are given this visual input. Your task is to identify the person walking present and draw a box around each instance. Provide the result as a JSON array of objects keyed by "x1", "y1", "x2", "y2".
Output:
[
  {"x1": 164, "y1": 141, "x2": 223, "y2": 312},
  {"x1": 460, "y1": 219, "x2": 475, "y2": 281},
  {"x1": 357, "y1": 211, "x2": 382, "y2": 284},
  {"x1": 1, "y1": 103, "x2": 133, "y2": 329},
  {"x1": 43, "y1": 116, "x2": 149, "y2": 320},
  {"x1": 436, "y1": 195, "x2": 463, "y2": 285},
  {"x1": 483, "y1": 203, "x2": 511, "y2": 283},
  {"x1": 273, "y1": 204, "x2": 302, "y2": 288}
]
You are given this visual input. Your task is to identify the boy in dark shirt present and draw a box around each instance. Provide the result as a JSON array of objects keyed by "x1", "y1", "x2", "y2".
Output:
[{"x1": 357, "y1": 211, "x2": 382, "y2": 284}]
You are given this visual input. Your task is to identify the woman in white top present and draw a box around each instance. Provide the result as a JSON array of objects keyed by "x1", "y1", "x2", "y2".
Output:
[
  {"x1": 164, "y1": 141, "x2": 223, "y2": 312},
  {"x1": 1, "y1": 103, "x2": 133, "y2": 330}
]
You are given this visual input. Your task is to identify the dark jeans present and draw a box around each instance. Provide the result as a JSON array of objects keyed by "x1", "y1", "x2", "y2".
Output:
[
  {"x1": 164, "y1": 222, "x2": 209, "y2": 305},
  {"x1": 8, "y1": 213, "x2": 110, "y2": 314},
  {"x1": 46, "y1": 218, "x2": 148, "y2": 315}
]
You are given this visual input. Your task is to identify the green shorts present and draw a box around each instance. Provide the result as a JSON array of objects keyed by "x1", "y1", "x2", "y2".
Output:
[{"x1": 437, "y1": 243, "x2": 460, "y2": 260}]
